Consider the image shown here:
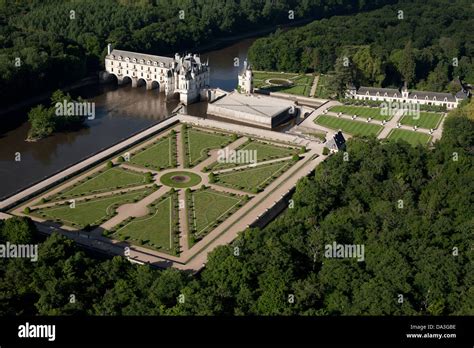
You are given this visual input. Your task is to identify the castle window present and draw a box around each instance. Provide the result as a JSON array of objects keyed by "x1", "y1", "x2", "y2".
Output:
[{"x1": 132, "y1": 58, "x2": 136, "y2": 63}]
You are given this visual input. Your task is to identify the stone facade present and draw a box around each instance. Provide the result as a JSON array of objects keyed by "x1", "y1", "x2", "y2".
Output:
[
  {"x1": 346, "y1": 84, "x2": 469, "y2": 110},
  {"x1": 104, "y1": 44, "x2": 210, "y2": 105},
  {"x1": 238, "y1": 60, "x2": 253, "y2": 94}
]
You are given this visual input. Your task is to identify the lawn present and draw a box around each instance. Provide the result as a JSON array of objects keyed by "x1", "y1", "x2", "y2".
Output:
[
  {"x1": 129, "y1": 133, "x2": 177, "y2": 170},
  {"x1": 387, "y1": 129, "x2": 432, "y2": 146},
  {"x1": 185, "y1": 128, "x2": 232, "y2": 167},
  {"x1": 314, "y1": 74, "x2": 332, "y2": 99},
  {"x1": 214, "y1": 159, "x2": 294, "y2": 193},
  {"x1": 48, "y1": 167, "x2": 148, "y2": 201},
  {"x1": 112, "y1": 194, "x2": 178, "y2": 254},
  {"x1": 315, "y1": 115, "x2": 383, "y2": 136},
  {"x1": 209, "y1": 140, "x2": 297, "y2": 170},
  {"x1": 189, "y1": 188, "x2": 244, "y2": 239},
  {"x1": 329, "y1": 105, "x2": 391, "y2": 121},
  {"x1": 34, "y1": 187, "x2": 154, "y2": 229},
  {"x1": 399, "y1": 112, "x2": 444, "y2": 129},
  {"x1": 253, "y1": 71, "x2": 313, "y2": 97}
]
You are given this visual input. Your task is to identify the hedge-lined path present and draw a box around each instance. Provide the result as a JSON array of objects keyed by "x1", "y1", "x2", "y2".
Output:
[
  {"x1": 192, "y1": 136, "x2": 248, "y2": 172},
  {"x1": 100, "y1": 185, "x2": 169, "y2": 230},
  {"x1": 178, "y1": 189, "x2": 189, "y2": 252}
]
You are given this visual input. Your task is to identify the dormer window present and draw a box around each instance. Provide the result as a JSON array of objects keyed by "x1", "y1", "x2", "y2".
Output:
[
  {"x1": 125, "y1": 57, "x2": 129, "y2": 62},
  {"x1": 414, "y1": 95, "x2": 417, "y2": 100},
  {"x1": 147, "y1": 60, "x2": 151, "y2": 65},
  {"x1": 376, "y1": 92, "x2": 380, "y2": 96},
  {"x1": 139, "y1": 59, "x2": 144, "y2": 64},
  {"x1": 425, "y1": 96, "x2": 429, "y2": 100},
  {"x1": 384, "y1": 93, "x2": 388, "y2": 97},
  {"x1": 160, "y1": 62, "x2": 164, "y2": 67},
  {"x1": 118, "y1": 56, "x2": 122, "y2": 60},
  {"x1": 433, "y1": 96, "x2": 437, "y2": 101},
  {"x1": 132, "y1": 58, "x2": 137, "y2": 63},
  {"x1": 153, "y1": 62, "x2": 157, "y2": 66},
  {"x1": 111, "y1": 55, "x2": 115, "y2": 59},
  {"x1": 366, "y1": 91, "x2": 369, "y2": 96},
  {"x1": 444, "y1": 97, "x2": 447, "y2": 101}
]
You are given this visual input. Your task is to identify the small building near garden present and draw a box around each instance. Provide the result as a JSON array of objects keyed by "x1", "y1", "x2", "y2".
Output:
[
  {"x1": 325, "y1": 131, "x2": 346, "y2": 153},
  {"x1": 346, "y1": 82, "x2": 469, "y2": 110}
]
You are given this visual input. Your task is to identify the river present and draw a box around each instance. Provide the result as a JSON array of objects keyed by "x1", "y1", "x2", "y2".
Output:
[{"x1": 0, "y1": 38, "x2": 257, "y2": 199}]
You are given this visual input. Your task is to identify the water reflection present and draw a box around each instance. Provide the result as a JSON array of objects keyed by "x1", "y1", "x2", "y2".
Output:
[{"x1": 0, "y1": 37, "x2": 256, "y2": 198}]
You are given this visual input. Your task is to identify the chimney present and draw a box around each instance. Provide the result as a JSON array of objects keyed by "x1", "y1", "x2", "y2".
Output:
[{"x1": 107, "y1": 43, "x2": 112, "y2": 55}]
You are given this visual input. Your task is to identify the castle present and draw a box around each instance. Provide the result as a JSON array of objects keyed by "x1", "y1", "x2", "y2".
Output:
[{"x1": 104, "y1": 44, "x2": 210, "y2": 104}]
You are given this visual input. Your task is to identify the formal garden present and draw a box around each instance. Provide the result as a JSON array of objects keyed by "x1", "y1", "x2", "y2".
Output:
[
  {"x1": 186, "y1": 187, "x2": 248, "y2": 246},
  {"x1": 328, "y1": 105, "x2": 393, "y2": 121},
  {"x1": 108, "y1": 191, "x2": 179, "y2": 255},
  {"x1": 386, "y1": 129, "x2": 432, "y2": 146},
  {"x1": 253, "y1": 71, "x2": 314, "y2": 96},
  {"x1": 19, "y1": 123, "x2": 305, "y2": 257},
  {"x1": 31, "y1": 187, "x2": 156, "y2": 230},
  {"x1": 128, "y1": 131, "x2": 178, "y2": 170},
  {"x1": 399, "y1": 111, "x2": 444, "y2": 129},
  {"x1": 315, "y1": 114, "x2": 384, "y2": 136}
]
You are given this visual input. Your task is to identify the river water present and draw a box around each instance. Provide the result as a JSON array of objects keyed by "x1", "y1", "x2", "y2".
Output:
[{"x1": 0, "y1": 38, "x2": 256, "y2": 199}]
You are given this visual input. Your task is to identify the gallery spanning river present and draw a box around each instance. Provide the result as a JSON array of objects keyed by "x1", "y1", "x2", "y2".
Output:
[{"x1": 0, "y1": 38, "x2": 256, "y2": 199}]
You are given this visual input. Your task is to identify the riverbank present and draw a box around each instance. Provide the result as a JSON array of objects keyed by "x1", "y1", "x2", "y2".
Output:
[{"x1": 0, "y1": 75, "x2": 99, "y2": 118}]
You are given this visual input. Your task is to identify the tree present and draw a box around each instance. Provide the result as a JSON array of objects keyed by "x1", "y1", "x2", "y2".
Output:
[
  {"x1": 327, "y1": 56, "x2": 354, "y2": 98},
  {"x1": 27, "y1": 105, "x2": 55, "y2": 140},
  {"x1": 398, "y1": 41, "x2": 416, "y2": 87}
]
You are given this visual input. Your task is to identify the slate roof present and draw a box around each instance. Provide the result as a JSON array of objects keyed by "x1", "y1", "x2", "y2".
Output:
[
  {"x1": 326, "y1": 131, "x2": 346, "y2": 151},
  {"x1": 358, "y1": 86, "x2": 401, "y2": 97},
  {"x1": 408, "y1": 90, "x2": 456, "y2": 102},
  {"x1": 108, "y1": 49, "x2": 175, "y2": 67}
]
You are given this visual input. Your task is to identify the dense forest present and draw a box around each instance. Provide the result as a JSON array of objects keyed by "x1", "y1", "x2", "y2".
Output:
[
  {"x1": 0, "y1": 0, "x2": 396, "y2": 106},
  {"x1": 1, "y1": 99, "x2": 472, "y2": 316},
  {"x1": 248, "y1": 0, "x2": 474, "y2": 93}
]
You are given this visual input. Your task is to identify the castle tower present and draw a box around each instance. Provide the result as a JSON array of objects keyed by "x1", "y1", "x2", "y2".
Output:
[
  {"x1": 401, "y1": 81, "x2": 409, "y2": 99},
  {"x1": 238, "y1": 59, "x2": 253, "y2": 94}
]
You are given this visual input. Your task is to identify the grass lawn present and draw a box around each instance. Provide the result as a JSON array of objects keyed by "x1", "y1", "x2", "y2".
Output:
[
  {"x1": 314, "y1": 74, "x2": 332, "y2": 99},
  {"x1": 189, "y1": 188, "x2": 244, "y2": 239},
  {"x1": 112, "y1": 194, "x2": 178, "y2": 254},
  {"x1": 387, "y1": 129, "x2": 432, "y2": 146},
  {"x1": 34, "y1": 187, "x2": 154, "y2": 229},
  {"x1": 329, "y1": 105, "x2": 391, "y2": 121},
  {"x1": 253, "y1": 71, "x2": 313, "y2": 97},
  {"x1": 129, "y1": 134, "x2": 177, "y2": 170},
  {"x1": 49, "y1": 167, "x2": 147, "y2": 200},
  {"x1": 315, "y1": 115, "x2": 383, "y2": 137},
  {"x1": 214, "y1": 159, "x2": 294, "y2": 193},
  {"x1": 399, "y1": 112, "x2": 444, "y2": 129},
  {"x1": 209, "y1": 140, "x2": 297, "y2": 170},
  {"x1": 185, "y1": 128, "x2": 232, "y2": 167}
]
